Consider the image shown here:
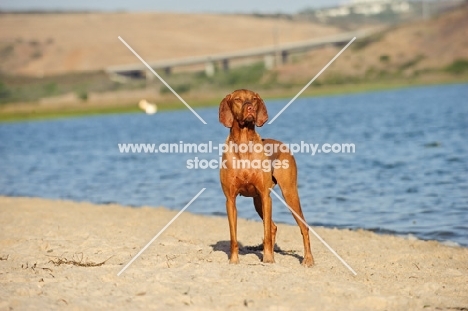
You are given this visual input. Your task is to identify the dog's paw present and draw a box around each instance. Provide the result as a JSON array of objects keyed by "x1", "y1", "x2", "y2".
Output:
[
  {"x1": 229, "y1": 256, "x2": 239, "y2": 264},
  {"x1": 262, "y1": 254, "x2": 275, "y2": 264},
  {"x1": 302, "y1": 255, "x2": 315, "y2": 267}
]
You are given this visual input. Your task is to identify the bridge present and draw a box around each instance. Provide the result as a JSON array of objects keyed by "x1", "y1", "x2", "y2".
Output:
[{"x1": 106, "y1": 29, "x2": 375, "y2": 81}]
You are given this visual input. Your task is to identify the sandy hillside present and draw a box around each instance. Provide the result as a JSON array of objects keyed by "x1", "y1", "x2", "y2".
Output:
[
  {"x1": 0, "y1": 13, "x2": 340, "y2": 76},
  {"x1": 0, "y1": 196, "x2": 467, "y2": 310},
  {"x1": 277, "y1": 3, "x2": 468, "y2": 82}
]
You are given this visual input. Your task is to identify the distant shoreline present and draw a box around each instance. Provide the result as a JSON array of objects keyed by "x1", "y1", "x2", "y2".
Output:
[{"x1": 1, "y1": 78, "x2": 467, "y2": 123}]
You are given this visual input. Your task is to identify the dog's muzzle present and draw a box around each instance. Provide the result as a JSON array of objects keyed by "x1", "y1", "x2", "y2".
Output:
[{"x1": 243, "y1": 102, "x2": 256, "y2": 122}]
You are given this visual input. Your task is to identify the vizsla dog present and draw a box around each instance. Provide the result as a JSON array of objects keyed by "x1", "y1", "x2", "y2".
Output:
[{"x1": 219, "y1": 89, "x2": 314, "y2": 267}]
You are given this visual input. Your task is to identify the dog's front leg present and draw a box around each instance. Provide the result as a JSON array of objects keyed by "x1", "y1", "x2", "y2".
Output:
[
  {"x1": 226, "y1": 197, "x2": 239, "y2": 264},
  {"x1": 261, "y1": 193, "x2": 275, "y2": 263}
]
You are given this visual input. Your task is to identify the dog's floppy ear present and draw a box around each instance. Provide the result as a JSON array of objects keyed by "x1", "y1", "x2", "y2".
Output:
[
  {"x1": 255, "y1": 93, "x2": 268, "y2": 127},
  {"x1": 219, "y1": 94, "x2": 233, "y2": 128}
]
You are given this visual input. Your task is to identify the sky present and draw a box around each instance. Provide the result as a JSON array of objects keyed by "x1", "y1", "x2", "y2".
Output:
[{"x1": 0, "y1": 0, "x2": 346, "y2": 14}]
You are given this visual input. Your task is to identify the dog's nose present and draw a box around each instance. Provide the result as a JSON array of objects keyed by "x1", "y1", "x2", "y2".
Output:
[{"x1": 244, "y1": 101, "x2": 254, "y2": 111}]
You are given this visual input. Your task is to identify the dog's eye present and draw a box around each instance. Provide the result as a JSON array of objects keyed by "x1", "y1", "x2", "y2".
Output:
[{"x1": 234, "y1": 98, "x2": 241, "y2": 102}]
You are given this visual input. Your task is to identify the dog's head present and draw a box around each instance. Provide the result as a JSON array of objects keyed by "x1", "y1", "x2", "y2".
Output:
[{"x1": 219, "y1": 89, "x2": 268, "y2": 128}]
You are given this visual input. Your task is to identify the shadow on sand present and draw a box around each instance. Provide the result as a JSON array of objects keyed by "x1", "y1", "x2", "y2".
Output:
[{"x1": 210, "y1": 240, "x2": 303, "y2": 264}]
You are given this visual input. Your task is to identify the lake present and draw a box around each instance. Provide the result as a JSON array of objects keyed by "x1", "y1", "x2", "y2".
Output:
[{"x1": 1, "y1": 83, "x2": 467, "y2": 246}]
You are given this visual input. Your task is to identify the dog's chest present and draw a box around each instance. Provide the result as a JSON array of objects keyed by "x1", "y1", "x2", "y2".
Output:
[
  {"x1": 235, "y1": 170, "x2": 264, "y2": 197},
  {"x1": 222, "y1": 136, "x2": 269, "y2": 197}
]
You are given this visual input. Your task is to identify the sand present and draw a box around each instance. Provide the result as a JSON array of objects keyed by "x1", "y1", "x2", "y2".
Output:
[{"x1": 0, "y1": 196, "x2": 467, "y2": 310}]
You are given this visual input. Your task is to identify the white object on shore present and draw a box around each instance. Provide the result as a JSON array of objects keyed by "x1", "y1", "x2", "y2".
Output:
[{"x1": 138, "y1": 99, "x2": 157, "y2": 115}]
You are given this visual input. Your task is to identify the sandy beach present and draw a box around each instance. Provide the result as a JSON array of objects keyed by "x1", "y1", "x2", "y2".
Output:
[{"x1": 0, "y1": 196, "x2": 467, "y2": 310}]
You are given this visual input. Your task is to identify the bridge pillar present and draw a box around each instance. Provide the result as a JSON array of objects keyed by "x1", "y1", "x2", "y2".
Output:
[
  {"x1": 145, "y1": 69, "x2": 155, "y2": 88},
  {"x1": 222, "y1": 59, "x2": 229, "y2": 71},
  {"x1": 281, "y1": 50, "x2": 289, "y2": 64},
  {"x1": 205, "y1": 61, "x2": 215, "y2": 77},
  {"x1": 145, "y1": 69, "x2": 155, "y2": 81},
  {"x1": 264, "y1": 55, "x2": 275, "y2": 70}
]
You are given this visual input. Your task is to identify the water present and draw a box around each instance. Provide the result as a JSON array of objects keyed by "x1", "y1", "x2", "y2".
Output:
[{"x1": 1, "y1": 83, "x2": 467, "y2": 246}]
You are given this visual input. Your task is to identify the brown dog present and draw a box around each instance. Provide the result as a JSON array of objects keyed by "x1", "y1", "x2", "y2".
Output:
[{"x1": 219, "y1": 89, "x2": 314, "y2": 266}]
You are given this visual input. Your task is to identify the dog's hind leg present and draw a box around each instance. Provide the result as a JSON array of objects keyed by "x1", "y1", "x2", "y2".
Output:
[{"x1": 274, "y1": 159, "x2": 314, "y2": 267}]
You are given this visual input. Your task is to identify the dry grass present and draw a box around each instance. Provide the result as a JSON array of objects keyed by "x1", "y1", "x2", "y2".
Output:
[{"x1": 48, "y1": 253, "x2": 113, "y2": 267}]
